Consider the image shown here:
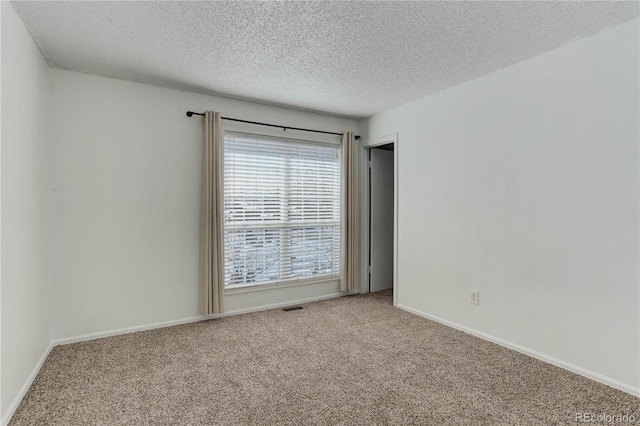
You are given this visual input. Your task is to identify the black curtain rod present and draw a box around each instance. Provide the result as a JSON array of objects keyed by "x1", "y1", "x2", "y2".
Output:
[{"x1": 186, "y1": 111, "x2": 360, "y2": 140}]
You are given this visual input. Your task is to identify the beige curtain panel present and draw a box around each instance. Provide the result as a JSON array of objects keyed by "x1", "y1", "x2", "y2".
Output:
[
  {"x1": 199, "y1": 111, "x2": 225, "y2": 314},
  {"x1": 341, "y1": 131, "x2": 359, "y2": 292}
]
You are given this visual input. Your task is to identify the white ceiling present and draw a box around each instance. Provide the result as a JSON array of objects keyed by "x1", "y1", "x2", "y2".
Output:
[{"x1": 12, "y1": 1, "x2": 639, "y2": 119}]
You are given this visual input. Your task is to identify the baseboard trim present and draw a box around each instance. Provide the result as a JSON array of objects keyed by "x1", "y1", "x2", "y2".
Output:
[
  {"x1": 396, "y1": 303, "x2": 639, "y2": 397},
  {"x1": 53, "y1": 291, "x2": 357, "y2": 346},
  {"x1": 2, "y1": 341, "x2": 54, "y2": 426}
]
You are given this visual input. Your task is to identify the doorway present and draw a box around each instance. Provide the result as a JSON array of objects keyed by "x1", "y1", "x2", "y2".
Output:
[
  {"x1": 368, "y1": 144, "x2": 394, "y2": 293},
  {"x1": 360, "y1": 134, "x2": 398, "y2": 305}
]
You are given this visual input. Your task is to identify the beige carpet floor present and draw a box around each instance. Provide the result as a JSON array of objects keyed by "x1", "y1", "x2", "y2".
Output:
[{"x1": 9, "y1": 290, "x2": 639, "y2": 425}]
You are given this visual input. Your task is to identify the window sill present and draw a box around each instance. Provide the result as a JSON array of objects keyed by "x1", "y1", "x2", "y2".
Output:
[{"x1": 224, "y1": 275, "x2": 341, "y2": 295}]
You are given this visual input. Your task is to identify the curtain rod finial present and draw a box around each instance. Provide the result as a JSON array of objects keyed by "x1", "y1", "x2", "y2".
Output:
[{"x1": 186, "y1": 111, "x2": 193, "y2": 117}]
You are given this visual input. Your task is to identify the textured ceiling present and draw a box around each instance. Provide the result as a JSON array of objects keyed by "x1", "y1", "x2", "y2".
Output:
[{"x1": 11, "y1": 1, "x2": 639, "y2": 119}]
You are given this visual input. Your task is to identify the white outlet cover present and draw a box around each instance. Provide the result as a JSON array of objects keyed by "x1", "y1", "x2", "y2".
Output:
[{"x1": 471, "y1": 291, "x2": 480, "y2": 305}]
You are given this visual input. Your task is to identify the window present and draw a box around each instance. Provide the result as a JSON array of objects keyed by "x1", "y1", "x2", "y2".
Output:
[{"x1": 224, "y1": 132, "x2": 341, "y2": 289}]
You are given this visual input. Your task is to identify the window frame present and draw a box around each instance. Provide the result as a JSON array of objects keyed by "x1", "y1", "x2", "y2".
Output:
[{"x1": 220, "y1": 123, "x2": 344, "y2": 294}]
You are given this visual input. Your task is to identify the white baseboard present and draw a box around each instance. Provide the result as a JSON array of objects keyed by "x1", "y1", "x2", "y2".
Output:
[
  {"x1": 2, "y1": 342, "x2": 54, "y2": 426},
  {"x1": 397, "y1": 303, "x2": 639, "y2": 397},
  {"x1": 53, "y1": 290, "x2": 357, "y2": 346}
]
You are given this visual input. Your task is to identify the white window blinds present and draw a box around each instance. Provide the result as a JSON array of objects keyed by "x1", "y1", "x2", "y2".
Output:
[{"x1": 224, "y1": 132, "x2": 341, "y2": 289}]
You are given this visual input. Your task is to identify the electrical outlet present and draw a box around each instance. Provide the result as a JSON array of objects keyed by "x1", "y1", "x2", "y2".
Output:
[{"x1": 470, "y1": 290, "x2": 480, "y2": 305}]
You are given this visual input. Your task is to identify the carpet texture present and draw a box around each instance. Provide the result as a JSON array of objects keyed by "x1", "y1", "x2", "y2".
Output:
[{"x1": 9, "y1": 290, "x2": 639, "y2": 425}]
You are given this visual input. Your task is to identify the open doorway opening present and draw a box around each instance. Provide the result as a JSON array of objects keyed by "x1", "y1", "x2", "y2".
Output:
[
  {"x1": 360, "y1": 133, "x2": 398, "y2": 305},
  {"x1": 365, "y1": 142, "x2": 396, "y2": 306}
]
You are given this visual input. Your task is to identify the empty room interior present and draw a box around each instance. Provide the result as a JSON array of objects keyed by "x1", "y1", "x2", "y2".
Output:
[{"x1": 1, "y1": 1, "x2": 639, "y2": 425}]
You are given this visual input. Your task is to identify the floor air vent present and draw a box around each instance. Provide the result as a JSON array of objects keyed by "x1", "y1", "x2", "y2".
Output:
[{"x1": 282, "y1": 306, "x2": 303, "y2": 312}]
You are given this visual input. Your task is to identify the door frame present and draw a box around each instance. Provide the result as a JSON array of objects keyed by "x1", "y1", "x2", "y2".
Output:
[{"x1": 359, "y1": 133, "x2": 398, "y2": 306}]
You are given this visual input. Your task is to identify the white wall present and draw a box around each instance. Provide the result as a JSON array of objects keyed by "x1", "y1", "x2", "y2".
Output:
[
  {"x1": 1, "y1": 2, "x2": 52, "y2": 421},
  {"x1": 363, "y1": 18, "x2": 639, "y2": 393},
  {"x1": 49, "y1": 69, "x2": 360, "y2": 341}
]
